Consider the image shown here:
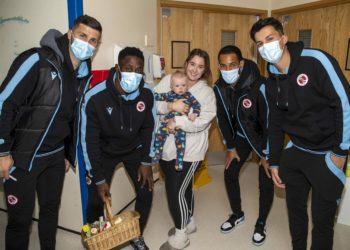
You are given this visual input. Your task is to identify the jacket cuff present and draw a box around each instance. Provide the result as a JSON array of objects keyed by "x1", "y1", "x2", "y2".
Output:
[
  {"x1": 0, "y1": 151, "x2": 11, "y2": 157},
  {"x1": 95, "y1": 179, "x2": 106, "y2": 185},
  {"x1": 141, "y1": 161, "x2": 152, "y2": 167},
  {"x1": 0, "y1": 142, "x2": 11, "y2": 154},
  {"x1": 332, "y1": 146, "x2": 348, "y2": 158}
]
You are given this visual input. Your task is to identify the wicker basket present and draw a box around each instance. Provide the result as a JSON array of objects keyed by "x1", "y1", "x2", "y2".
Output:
[{"x1": 82, "y1": 202, "x2": 140, "y2": 250}]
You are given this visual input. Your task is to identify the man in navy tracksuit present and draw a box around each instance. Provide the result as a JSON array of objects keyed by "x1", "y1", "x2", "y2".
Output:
[
  {"x1": 0, "y1": 15, "x2": 102, "y2": 250},
  {"x1": 251, "y1": 17, "x2": 350, "y2": 250},
  {"x1": 81, "y1": 47, "x2": 155, "y2": 250},
  {"x1": 214, "y1": 45, "x2": 273, "y2": 246}
]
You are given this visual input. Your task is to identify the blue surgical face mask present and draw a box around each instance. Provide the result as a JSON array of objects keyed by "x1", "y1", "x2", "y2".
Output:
[
  {"x1": 221, "y1": 68, "x2": 240, "y2": 84},
  {"x1": 70, "y1": 37, "x2": 95, "y2": 61},
  {"x1": 258, "y1": 39, "x2": 283, "y2": 64},
  {"x1": 119, "y1": 71, "x2": 143, "y2": 93}
]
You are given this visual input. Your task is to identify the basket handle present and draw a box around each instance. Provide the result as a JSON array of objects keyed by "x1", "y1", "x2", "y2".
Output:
[{"x1": 104, "y1": 200, "x2": 114, "y2": 222}]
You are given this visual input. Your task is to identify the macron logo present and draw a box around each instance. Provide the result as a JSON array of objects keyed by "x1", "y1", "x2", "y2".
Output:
[
  {"x1": 106, "y1": 107, "x2": 113, "y2": 115},
  {"x1": 51, "y1": 71, "x2": 57, "y2": 80}
]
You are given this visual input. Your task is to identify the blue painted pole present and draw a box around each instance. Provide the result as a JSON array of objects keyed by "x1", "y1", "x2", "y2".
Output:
[
  {"x1": 67, "y1": 0, "x2": 83, "y2": 28},
  {"x1": 67, "y1": 0, "x2": 86, "y2": 224}
]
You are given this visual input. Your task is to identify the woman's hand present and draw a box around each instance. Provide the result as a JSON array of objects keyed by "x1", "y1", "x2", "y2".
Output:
[
  {"x1": 166, "y1": 119, "x2": 176, "y2": 134},
  {"x1": 168, "y1": 99, "x2": 189, "y2": 114}
]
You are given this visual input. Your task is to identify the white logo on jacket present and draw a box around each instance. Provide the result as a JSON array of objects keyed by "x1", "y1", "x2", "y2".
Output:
[
  {"x1": 296, "y1": 73, "x2": 309, "y2": 86},
  {"x1": 242, "y1": 98, "x2": 252, "y2": 109},
  {"x1": 106, "y1": 107, "x2": 113, "y2": 115},
  {"x1": 136, "y1": 101, "x2": 145, "y2": 112},
  {"x1": 51, "y1": 71, "x2": 57, "y2": 80}
]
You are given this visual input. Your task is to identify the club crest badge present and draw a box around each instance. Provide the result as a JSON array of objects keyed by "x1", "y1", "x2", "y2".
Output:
[
  {"x1": 7, "y1": 195, "x2": 18, "y2": 205},
  {"x1": 136, "y1": 101, "x2": 145, "y2": 112},
  {"x1": 297, "y1": 73, "x2": 309, "y2": 86},
  {"x1": 242, "y1": 98, "x2": 252, "y2": 109}
]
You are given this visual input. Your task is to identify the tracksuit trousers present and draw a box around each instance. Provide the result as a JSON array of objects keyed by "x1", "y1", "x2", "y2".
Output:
[
  {"x1": 279, "y1": 145, "x2": 345, "y2": 250},
  {"x1": 224, "y1": 136, "x2": 274, "y2": 224},
  {"x1": 160, "y1": 159, "x2": 201, "y2": 230},
  {"x1": 86, "y1": 149, "x2": 153, "y2": 234},
  {"x1": 4, "y1": 150, "x2": 66, "y2": 250}
]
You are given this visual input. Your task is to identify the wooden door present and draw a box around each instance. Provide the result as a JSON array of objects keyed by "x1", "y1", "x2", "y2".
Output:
[
  {"x1": 274, "y1": 3, "x2": 350, "y2": 81},
  {"x1": 161, "y1": 7, "x2": 259, "y2": 151}
]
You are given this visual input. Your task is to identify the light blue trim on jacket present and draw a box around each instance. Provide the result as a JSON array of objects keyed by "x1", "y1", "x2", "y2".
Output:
[
  {"x1": 144, "y1": 83, "x2": 157, "y2": 160},
  {"x1": 259, "y1": 84, "x2": 269, "y2": 157},
  {"x1": 80, "y1": 81, "x2": 107, "y2": 174},
  {"x1": 325, "y1": 152, "x2": 346, "y2": 185},
  {"x1": 301, "y1": 49, "x2": 350, "y2": 151},
  {"x1": 28, "y1": 59, "x2": 62, "y2": 171},
  {"x1": 0, "y1": 53, "x2": 39, "y2": 115},
  {"x1": 213, "y1": 85, "x2": 235, "y2": 134}
]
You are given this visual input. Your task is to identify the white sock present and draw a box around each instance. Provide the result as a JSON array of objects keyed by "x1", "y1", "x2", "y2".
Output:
[{"x1": 175, "y1": 228, "x2": 187, "y2": 235}]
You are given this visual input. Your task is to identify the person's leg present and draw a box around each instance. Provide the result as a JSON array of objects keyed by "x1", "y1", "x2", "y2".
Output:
[
  {"x1": 280, "y1": 148, "x2": 311, "y2": 250},
  {"x1": 153, "y1": 122, "x2": 168, "y2": 162},
  {"x1": 86, "y1": 156, "x2": 118, "y2": 223},
  {"x1": 174, "y1": 129, "x2": 186, "y2": 171},
  {"x1": 36, "y1": 152, "x2": 65, "y2": 249},
  {"x1": 123, "y1": 149, "x2": 153, "y2": 234},
  {"x1": 4, "y1": 167, "x2": 38, "y2": 250},
  {"x1": 304, "y1": 153, "x2": 345, "y2": 250},
  {"x1": 184, "y1": 161, "x2": 202, "y2": 223},
  {"x1": 257, "y1": 164, "x2": 274, "y2": 223},
  {"x1": 224, "y1": 138, "x2": 252, "y2": 216},
  {"x1": 221, "y1": 137, "x2": 252, "y2": 233},
  {"x1": 160, "y1": 159, "x2": 195, "y2": 249},
  {"x1": 252, "y1": 164, "x2": 274, "y2": 245},
  {"x1": 310, "y1": 190, "x2": 338, "y2": 250}
]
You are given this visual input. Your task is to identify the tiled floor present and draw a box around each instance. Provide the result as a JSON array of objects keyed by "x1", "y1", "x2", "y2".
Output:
[{"x1": 1, "y1": 152, "x2": 350, "y2": 249}]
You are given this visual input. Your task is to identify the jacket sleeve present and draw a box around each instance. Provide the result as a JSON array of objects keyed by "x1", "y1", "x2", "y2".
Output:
[
  {"x1": 266, "y1": 88, "x2": 285, "y2": 168},
  {"x1": 213, "y1": 85, "x2": 235, "y2": 150},
  {"x1": 257, "y1": 84, "x2": 269, "y2": 159},
  {"x1": 80, "y1": 97, "x2": 104, "y2": 184},
  {"x1": 154, "y1": 75, "x2": 172, "y2": 115},
  {"x1": 316, "y1": 55, "x2": 350, "y2": 157},
  {"x1": 140, "y1": 90, "x2": 156, "y2": 166},
  {"x1": 174, "y1": 87, "x2": 216, "y2": 133},
  {"x1": 0, "y1": 52, "x2": 40, "y2": 155}
]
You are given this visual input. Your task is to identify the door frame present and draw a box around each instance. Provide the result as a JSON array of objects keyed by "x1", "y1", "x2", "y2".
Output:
[{"x1": 272, "y1": 0, "x2": 350, "y2": 15}]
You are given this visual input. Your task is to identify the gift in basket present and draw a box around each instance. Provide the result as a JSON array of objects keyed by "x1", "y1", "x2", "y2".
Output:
[{"x1": 82, "y1": 201, "x2": 140, "y2": 250}]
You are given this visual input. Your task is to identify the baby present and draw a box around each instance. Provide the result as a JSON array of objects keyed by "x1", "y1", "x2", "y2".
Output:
[{"x1": 153, "y1": 70, "x2": 201, "y2": 171}]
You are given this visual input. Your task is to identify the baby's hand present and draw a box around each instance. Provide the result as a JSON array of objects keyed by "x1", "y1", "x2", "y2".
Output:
[{"x1": 188, "y1": 113, "x2": 198, "y2": 121}]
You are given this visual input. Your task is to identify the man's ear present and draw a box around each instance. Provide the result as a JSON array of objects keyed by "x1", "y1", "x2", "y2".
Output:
[
  {"x1": 282, "y1": 34, "x2": 288, "y2": 46},
  {"x1": 67, "y1": 29, "x2": 73, "y2": 40},
  {"x1": 240, "y1": 59, "x2": 245, "y2": 68}
]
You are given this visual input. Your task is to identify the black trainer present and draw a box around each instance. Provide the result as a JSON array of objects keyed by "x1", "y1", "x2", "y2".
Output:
[
  {"x1": 130, "y1": 236, "x2": 149, "y2": 250},
  {"x1": 252, "y1": 221, "x2": 266, "y2": 246},
  {"x1": 220, "y1": 213, "x2": 245, "y2": 233}
]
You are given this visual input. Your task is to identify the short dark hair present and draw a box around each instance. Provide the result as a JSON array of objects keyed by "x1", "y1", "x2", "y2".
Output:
[
  {"x1": 218, "y1": 45, "x2": 243, "y2": 61},
  {"x1": 118, "y1": 47, "x2": 144, "y2": 65},
  {"x1": 250, "y1": 17, "x2": 284, "y2": 42},
  {"x1": 185, "y1": 48, "x2": 211, "y2": 81},
  {"x1": 72, "y1": 15, "x2": 102, "y2": 33}
]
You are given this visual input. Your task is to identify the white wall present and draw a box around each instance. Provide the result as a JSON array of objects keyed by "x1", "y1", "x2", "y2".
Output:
[
  {"x1": 0, "y1": 0, "x2": 68, "y2": 83},
  {"x1": 84, "y1": 0, "x2": 157, "y2": 70}
]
